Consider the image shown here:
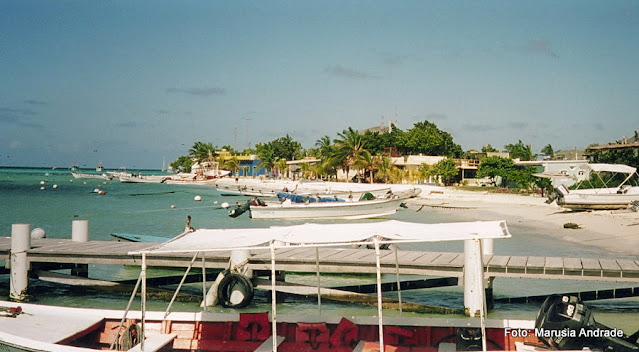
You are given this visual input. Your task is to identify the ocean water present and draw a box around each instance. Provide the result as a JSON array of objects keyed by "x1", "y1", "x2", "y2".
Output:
[{"x1": 1, "y1": 167, "x2": 638, "y2": 333}]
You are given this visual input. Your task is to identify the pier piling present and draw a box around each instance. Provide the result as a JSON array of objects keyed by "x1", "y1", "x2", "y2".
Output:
[
  {"x1": 71, "y1": 220, "x2": 89, "y2": 277},
  {"x1": 10, "y1": 223, "x2": 31, "y2": 301}
]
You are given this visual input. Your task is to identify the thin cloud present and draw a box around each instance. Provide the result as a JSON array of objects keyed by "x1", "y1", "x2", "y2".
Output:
[
  {"x1": 166, "y1": 87, "x2": 227, "y2": 97},
  {"x1": 377, "y1": 51, "x2": 410, "y2": 65},
  {"x1": 325, "y1": 65, "x2": 381, "y2": 79},
  {"x1": 462, "y1": 123, "x2": 503, "y2": 132},
  {"x1": 507, "y1": 121, "x2": 528, "y2": 129},
  {"x1": 0, "y1": 107, "x2": 43, "y2": 129},
  {"x1": 24, "y1": 99, "x2": 47, "y2": 106},
  {"x1": 523, "y1": 39, "x2": 559, "y2": 58}
]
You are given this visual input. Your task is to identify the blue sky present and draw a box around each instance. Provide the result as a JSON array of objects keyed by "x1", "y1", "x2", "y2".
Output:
[{"x1": 2, "y1": 1, "x2": 638, "y2": 169}]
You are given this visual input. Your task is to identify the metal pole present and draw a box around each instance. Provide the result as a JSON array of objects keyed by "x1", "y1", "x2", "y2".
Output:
[
  {"x1": 141, "y1": 253, "x2": 147, "y2": 352},
  {"x1": 202, "y1": 256, "x2": 207, "y2": 307},
  {"x1": 393, "y1": 245, "x2": 402, "y2": 316},
  {"x1": 315, "y1": 247, "x2": 321, "y2": 314},
  {"x1": 165, "y1": 253, "x2": 200, "y2": 319},
  {"x1": 374, "y1": 238, "x2": 384, "y2": 352},
  {"x1": 270, "y1": 242, "x2": 278, "y2": 352}
]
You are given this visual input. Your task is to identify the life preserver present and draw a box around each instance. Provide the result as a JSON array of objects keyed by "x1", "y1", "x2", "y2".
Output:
[
  {"x1": 237, "y1": 312, "x2": 271, "y2": 341},
  {"x1": 329, "y1": 317, "x2": 358, "y2": 348},
  {"x1": 217, "y1": 272, "x2": 254, "y2": 308}
]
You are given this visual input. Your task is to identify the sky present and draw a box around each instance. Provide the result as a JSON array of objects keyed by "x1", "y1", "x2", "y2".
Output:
[{"x1": 1, "y1": 1, "x2": 638, "y2": 169}]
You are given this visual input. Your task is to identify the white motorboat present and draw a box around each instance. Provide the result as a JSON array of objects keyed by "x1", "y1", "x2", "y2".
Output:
[
  {"x1": 248, "y1": 195, "x2": 409, "y2": 220},
  {"x1": 70, "y1": 169, "x2": 112, "y2": 180},
  {"x1": 119, "y1": 174, "x2": 169, "y2": 184},
  {"x1": 547, "y1": 163, "x2": 639, "y2": 210}
]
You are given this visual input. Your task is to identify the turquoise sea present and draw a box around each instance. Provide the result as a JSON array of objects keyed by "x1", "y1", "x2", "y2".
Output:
[{"x1": 1, "y1": 167, "x2": 638, "y2": 333}]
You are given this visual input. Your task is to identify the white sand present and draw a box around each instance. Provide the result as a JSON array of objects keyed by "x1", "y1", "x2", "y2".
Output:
[{"x1": 405, "y1": 185, "x2": 639, "y2": 256}]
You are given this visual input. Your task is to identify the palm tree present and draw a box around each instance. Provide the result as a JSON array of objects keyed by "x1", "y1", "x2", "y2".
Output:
[
  {"x1": 374, "y1": 156, "x2": 399, "y2": 183},
  {"x1": 225, "y1": 157, "x2": 240, "y2": 176},
  {"x1": 315, "y1": 135, "x2": 334, "y2": 159},
  {"x1": 275, "y1": 159, "x2": 288, "y2": 179},
  {"x1": 333, "y1": 127, "x2": 370, "y2": 182},
  {"x1": 188, "y1": 141, "x2": 216, "y2": 162},
  {"x1": 352, "y1": 150, "x2": 374, "y2": 183}
]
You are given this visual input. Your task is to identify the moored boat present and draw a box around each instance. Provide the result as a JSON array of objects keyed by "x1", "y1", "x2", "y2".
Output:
[
  {"x1": 247, "y1": 195, "x2": 409, "y2": 220},
  {"x1": 546, "y1": 163, "x2": 639, "y2": 210}
]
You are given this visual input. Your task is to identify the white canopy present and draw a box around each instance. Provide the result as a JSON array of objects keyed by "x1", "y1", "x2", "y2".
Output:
[
  {"x1": 131, "y1": 220, "x2": 511, "y2": 255},
  {"x1": 588, "y1": 163, "x2": 637, "y2": 174}
]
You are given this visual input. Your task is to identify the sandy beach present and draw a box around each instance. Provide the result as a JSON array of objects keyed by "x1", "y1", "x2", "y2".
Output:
[{"x1": 406, "y1": 185, "x2": 639, "y2": 257}]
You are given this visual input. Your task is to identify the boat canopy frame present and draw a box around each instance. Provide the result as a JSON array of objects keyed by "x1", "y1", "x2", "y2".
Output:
[{"x1": 127, "y1": 220, "x2": 512, "y2": 352}]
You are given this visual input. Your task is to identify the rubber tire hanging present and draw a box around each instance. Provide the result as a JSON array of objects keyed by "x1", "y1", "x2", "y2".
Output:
[{"x1": 217, "y1": 272, "x2": 254, "y2": 308}]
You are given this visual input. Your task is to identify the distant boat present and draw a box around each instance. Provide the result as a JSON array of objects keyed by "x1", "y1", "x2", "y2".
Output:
[
  {"x1": 70, "y1": 167, "x2": 112, "y2": 180},
  {"x1": 119, "y1": 174, "x2": 168, "y2": 184}
]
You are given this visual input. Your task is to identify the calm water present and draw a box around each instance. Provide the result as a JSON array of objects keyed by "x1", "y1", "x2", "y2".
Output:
[{"x1": 1, "y1": 167, "x2": 638, "y2": 333}]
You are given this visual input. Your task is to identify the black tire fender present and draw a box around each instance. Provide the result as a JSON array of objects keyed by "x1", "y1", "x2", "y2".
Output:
[{"x1": 217, "y1": 272, "x2": 254, "y2": 308}]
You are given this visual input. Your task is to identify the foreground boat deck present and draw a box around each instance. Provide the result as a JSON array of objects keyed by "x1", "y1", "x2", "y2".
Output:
[{"x1": 1, "y1": 237, "x2": 639, "y2": 283}]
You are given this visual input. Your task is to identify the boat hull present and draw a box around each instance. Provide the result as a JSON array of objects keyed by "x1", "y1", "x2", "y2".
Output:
[
  {"x1": 249, "y1": 198, "x2": 406, "y2": 219},
  {"x1": 557, "y1": 193, "x2": 639, "y2": 210},
  {"x1": 0, "y1": 301, "x2": 539, "y2": 352}
]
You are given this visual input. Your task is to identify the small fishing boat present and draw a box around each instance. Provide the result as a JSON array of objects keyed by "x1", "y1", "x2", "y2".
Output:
[
  {"x1": 119, "y1": 174, "x2": 169, "y2": 184},
  {"x1": 70, "y1": 167, "x2": 112, "y2": 180},
  {"x1": 246, "y1": 194, "x2": 409, "y2": 220}
]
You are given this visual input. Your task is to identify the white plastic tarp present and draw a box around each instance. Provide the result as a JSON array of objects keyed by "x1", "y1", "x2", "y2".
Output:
[
  {"x1": 131, "y1": 220, "x2": 511, "y2": 255},
  {"x1": 588, "y1": 163, "x2": 637, "y2": 174}
]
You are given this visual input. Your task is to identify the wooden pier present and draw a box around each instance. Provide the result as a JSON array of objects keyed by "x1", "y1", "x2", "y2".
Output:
[{"x1": 2, "y1": 237, "x2": 639, "y2": 283}]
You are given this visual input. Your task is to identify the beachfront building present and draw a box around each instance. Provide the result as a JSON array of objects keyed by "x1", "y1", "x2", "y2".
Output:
[
  {"x1": 516, "y1": 159, "x2": 590, "y2": 188},
  {"x1": 216, "y1": 151, "x2": 268, "y2": 177}
]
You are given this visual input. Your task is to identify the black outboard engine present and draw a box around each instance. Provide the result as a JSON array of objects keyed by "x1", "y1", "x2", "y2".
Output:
[{"x1": 535, "y1": 295, "x2": 639, "y2": 351}]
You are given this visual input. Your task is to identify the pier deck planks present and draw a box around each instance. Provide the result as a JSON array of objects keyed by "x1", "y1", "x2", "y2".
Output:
[{"x1": 1, "y1": 237, "x2": 639, "y2": 282}]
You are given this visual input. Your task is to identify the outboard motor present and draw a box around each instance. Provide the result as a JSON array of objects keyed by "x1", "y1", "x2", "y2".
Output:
[{"x1": 535, "y1": 295, "x2": 639, "y2": 351}]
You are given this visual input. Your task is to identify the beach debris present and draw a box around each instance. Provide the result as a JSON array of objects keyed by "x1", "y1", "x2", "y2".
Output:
[
  {"x1": 31, "y1": 227, "x2": 46, "y2": 239},
  {"x1": 563, "y1": 222, "x2": 581, "y2": 229},
  {"x1": 630, "y1": 200, "x2": 639, "y2": 212},
  {"x1": 0, "y1": 305, "x2": 23, "y2": 318}
]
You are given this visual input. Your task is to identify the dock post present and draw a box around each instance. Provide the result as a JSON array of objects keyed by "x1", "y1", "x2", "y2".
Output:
[
  {"x1": 10, "y1": 223, "x2": 31, "y2": 301},
  {"x1": 230, "y1": 249, "x2": 253, "y2": 277},
  {"x1": 482, "y1": 239, "x2": 495, "y2": 311},
  {"x1": 71, "y1": 220, "x2": 89, "y2": 277},
  {"x1": 463, "y1": 239, "x2": 484, "y2": 317}
]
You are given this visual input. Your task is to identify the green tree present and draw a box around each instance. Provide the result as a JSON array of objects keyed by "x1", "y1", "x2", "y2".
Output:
[
  {"x1": 541, "y1": 144, "x2": 554, "y2": 160},
  {"x1": 431, "y1": 158, "x2": 459, "y2": 186},
  {"x1": 270, "y1": 134, "x2": 303, "y2": 161},
  {"x1": 275, "y1": 159, "x2": 288, "y2": 178},
  {"x1": 255, "y1": 143, "x2": 277, "y2": 176},
  {"x1": 374, "y1": 156, "x2": 400, "y2": 183},
  {"x1": 169, "y1": 156, "x2": 193, "y2": 172},
  {"x1": 477, "y1": 156, "x2": 515, "y2": 187},
  {"x1": 314, "y1": 135, "x2": 334, "y2": 159},
  {"x1": 504, "y1": 140, "x2": 535, "y2": 161},
  {"x1": 188, "y1": 141, "x2": 216, "y2": 162},
  {"x1": 481, "y1": 144, "x2": 498, "y2": 153},
  {"x1": 403, "y1": 121, "x2": 463, "y2": 157},
  {"x1": 586, "y1": 142, "x2": 639, "y2": 169},
  {"x1": 333, "y1": 127, "x2": 370, "y2": 181}
]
